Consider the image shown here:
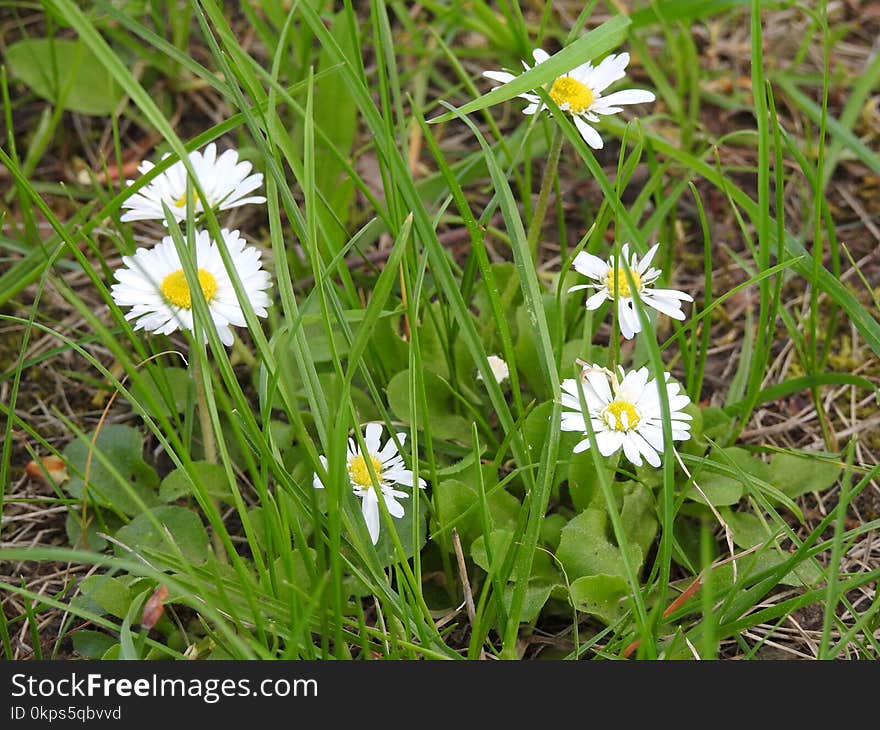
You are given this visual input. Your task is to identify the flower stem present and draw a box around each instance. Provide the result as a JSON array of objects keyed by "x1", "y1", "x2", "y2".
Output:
[
  {"x1": 525, "y1": 126, "x2": 564, "y2": 264},
  {"x1": 193, "y1": 355, "x2": 216, "y2": 465},
  {"x1": 192, "y1": 353, "x2": 226, "y2": 562}
]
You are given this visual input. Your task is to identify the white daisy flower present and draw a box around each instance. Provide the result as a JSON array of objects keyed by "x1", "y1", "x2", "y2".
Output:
[
  {"x1": 120, "y1": 143, "x2": 266, "y2": 224},
  {"x1": 110, "y1": 228, "x2": 272, "y2": 346},
  {"x1": 313, "y1": 423, "x2": 427, "y2": 545},
  {"x1": 568, "y1": 243, "x2": 693, "y2": 339},
  {"x1": 483, "y1": 49, "x2": 655, "y2": 150},
  {"x1": 476, "y1": 355, "x2": 510, "y2": 384},
  {"x1": 560, "y1": 363, "x2": 692, "y2": 468}
]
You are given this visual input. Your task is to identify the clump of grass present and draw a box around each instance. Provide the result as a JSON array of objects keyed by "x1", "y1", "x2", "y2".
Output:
[{"x1": 1, "y1": 0, "x2": 878, "y2": 661}]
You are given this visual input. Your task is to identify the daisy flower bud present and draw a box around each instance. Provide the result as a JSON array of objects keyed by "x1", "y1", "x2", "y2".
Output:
[{"x1": 476, "y1": 355, "x2": 510, "y2": 384}]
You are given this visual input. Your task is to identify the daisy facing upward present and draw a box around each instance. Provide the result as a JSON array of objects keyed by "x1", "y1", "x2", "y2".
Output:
[
  {"x1": 120, "y1": 143, "x2": 266, "y2": 224},
  {"x1": 483, "y1": 49, "x2": 655, "y2": 150},
  {"x1": 560, "y1": 363, "x2": 692, "y2": 468},
  {"x1": 110, "y1": 228, "x2": 272, "y2": 346},
  {"x1": 569, "y1": 243, "x2": 693, "y2": 339}
]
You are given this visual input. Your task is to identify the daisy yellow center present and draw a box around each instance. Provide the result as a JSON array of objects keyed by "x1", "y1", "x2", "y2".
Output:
[
  {"x1": 160, "y1": 268, "x2": 218, "y2": 309},
  {"x1": 549, "y1": 76, "x2": 595, "y2": 114},
  {"x1": 174, "y1": 191, "x2": 199, "y2": 209},
  {"x1": 349, "y1": 453, "x2": 383, "y2": 489},
  {"x1": 605, "y1": 267, "x2": 642, "y2": 298},
  {"x1": 602, "y1": 400, "x2": 641, "y2": 432}
]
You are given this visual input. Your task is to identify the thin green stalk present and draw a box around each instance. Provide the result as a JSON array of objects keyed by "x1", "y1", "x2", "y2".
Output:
[
  {"x1": 808, "y1": 0, "x2": 836, "y2": 450},
  {"x1": 525, "y1": 126, "x2": 564, "y2": 263},
  {"x1": 191, "y1": 355, "x2": 217, "y2": 466},
  {"x1": 818, "y1": 439, "x2": 856, "y2": 658}
]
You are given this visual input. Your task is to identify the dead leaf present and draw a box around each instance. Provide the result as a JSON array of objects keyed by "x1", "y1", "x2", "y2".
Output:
[{"x1": 25, "y1": 455, "x2": 69, "y2": 485}]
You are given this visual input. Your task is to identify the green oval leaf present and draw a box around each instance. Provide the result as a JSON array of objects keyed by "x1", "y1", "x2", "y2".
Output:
[
  {"x1": 431, "y1": 478, "x2": 519, "y2": 550},
  {"x1": 115, "y1": 506, "x2": 211, "y2": 564},
  {"x1": 78, "y1": 575, "x2": 133, "y2": 619},
  {"x1": 569, "y1": 574, "x2": 630, "y2": 624},
  {"x1": 63, "y1": 424, "x2": 159, "y2": 517},
  {"x1": 159, "y1": 461, "x2": 233, "y2": 503},
  {"x1": 6, "y1": 38, "x2": 124, "y2": 115},
  {"x1": 557, "y1": 508, "x2": 643, "y2": 581},
  {"x1": 72, "y1": 631, "x2": 118, "y2": 660},
  {"x1": 768, "y1": 452, "x2": 842, "y2": 499}
]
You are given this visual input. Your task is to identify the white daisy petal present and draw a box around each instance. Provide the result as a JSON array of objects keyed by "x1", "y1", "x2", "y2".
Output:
[
  {"x1": 619, "y1": 369, "x2": 649, "y2": 402},
  {"x1": 377, "y1": 437, "x2": 401, "y2": 463},
  {"x1": 312, "y1": 456, "x2": 328, "y2": 490},
  {"x1": 638, "y1": 423, "x2": 664, "y2": 452},
  {"x1": 647, "y1": 287, "x2": 694, "y2": 302},
  {"x1": 571, "y1": 251, "x2": 608, "y2": 280},
  {"x1": 621, "y1": 435, "x2": 643, "y2": 466},
  {"x1": 585, "y1": 52, "x2": 630, "y2": 93},
  {"x1": 391, "y1": 470, "x2": 418, "y2": 488},
  {"x1": 593, "y1": 88, "x2": 656, "y2": 108},
  {"x1": 364, "y1": 422, "x2": 383, "y2": 454},
  {"x1": 483, "y1": 71, "x2": 516, "y2": 84},
  {"x1": 559, "y1": 378, "x2": 583, "y2": 398},
  {"x1": 583, "y1": 370, "x2": 613, "y2": 403},
  {"x1": 216, "y1": 324, "x2": 234, "y2": 347},
  {"x1": 384, "y1": 493, "x2": 406, "y2": 519},
  {"x1": 560, "y1": 413, "x2": 588, "y2": 432},
  {"x1": 640, "y1": 294, "x2": 688, "y2": 320},
  {"x1": 561, "y1": 375, "x2": 605, "y2": 410},
  {"x1": 573, "y1": 116, "x2": 604, "y2": 150},
  {"x1": 634, "y1": 431, "x2": 662, "y2": 467},
  {"x1": 618, "y1": 300, "x2": 639, "y2": 339},
  {"x1": 584, "y1": 290, "x2": 608, "y2": 310},
  {"x1": 532, "y1": 48, "x2": 550, "y2": 65},
  {"x1": 560, "y1": 393, "x2": 585, "y2": 413},
  {"x1": 569, "y1": 60, "x2": 595, "y2": 82},
  {"x1": 638, "y1": 243, "x2": 660, "y2": 272},
  {"x1": 361, "y1": 490, "x2": 381, "y2": 545},
  {"x1": 596, "y1": 430, "x2": 625, "y2": 456}
]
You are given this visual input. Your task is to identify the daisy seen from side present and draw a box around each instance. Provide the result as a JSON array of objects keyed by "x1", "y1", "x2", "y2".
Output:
[
  {"x1": 568, "y1": 243, "x2": 693, "y2": 339},
  {"x1": 559, "y1": 363, "x2": 692, "y2": 468},
  {"x1": 110, "y1": 228, "x2": 272, "y2": 346},
  {"x1": 483, "y1": 49, "x2": 655, "y2": 150},
  {"x1": 313, "y1": 423, "x2": 427, "y2": 545},
  {"x1": 120, "y1": 143, "x2": 266, "y2": 224}
]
